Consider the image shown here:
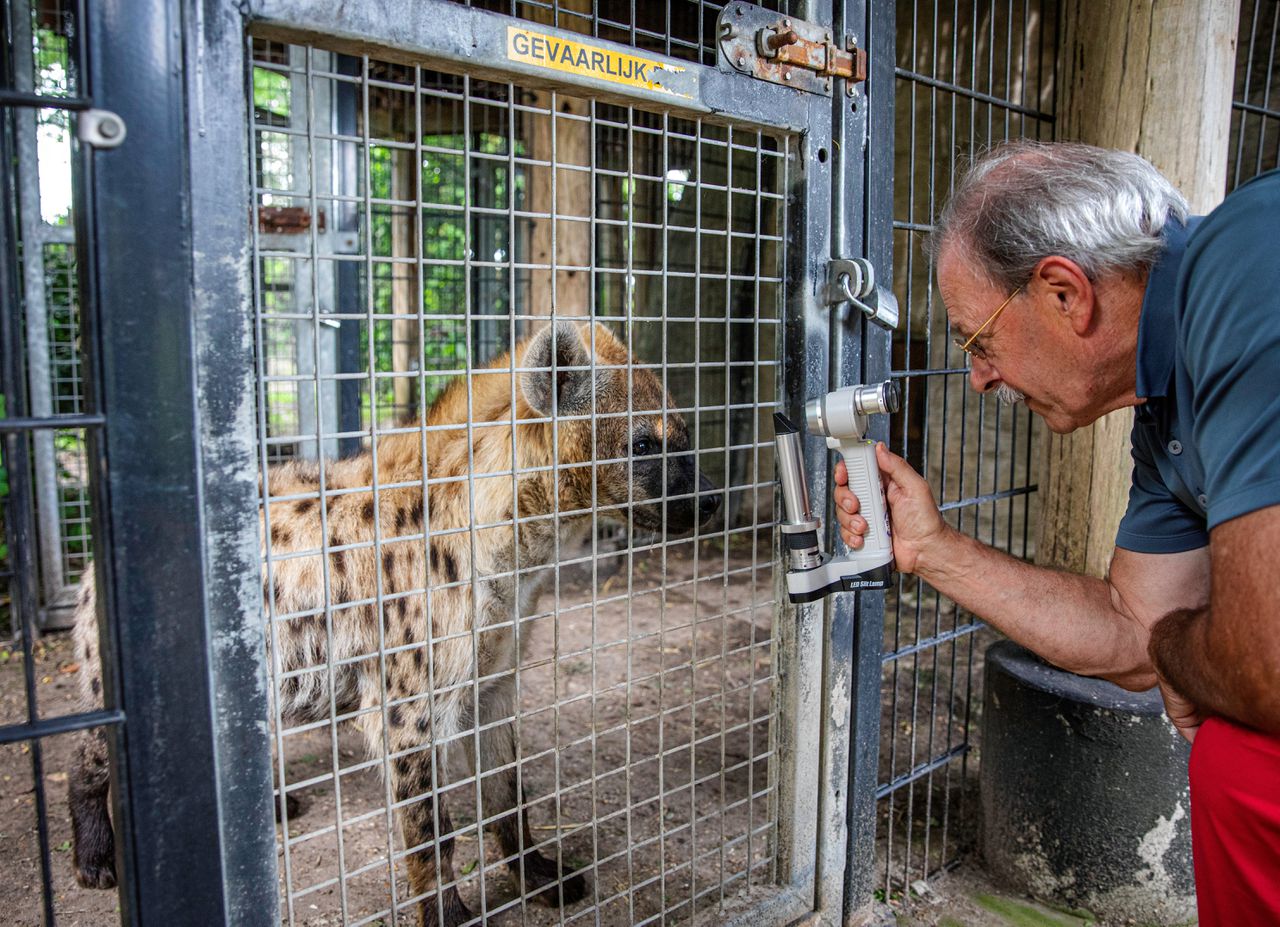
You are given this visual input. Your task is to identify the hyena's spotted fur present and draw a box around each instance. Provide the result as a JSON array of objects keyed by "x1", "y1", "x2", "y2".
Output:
[{"x1": 69, "y1": 321, "x2": 720, "y2": 926}]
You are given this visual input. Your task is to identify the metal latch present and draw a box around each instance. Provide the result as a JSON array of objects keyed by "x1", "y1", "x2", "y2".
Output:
[
  {"x1": 77, "y1": 109, "x2": 127, "y2": 149},
  {"x1": 718, "y1": 3, "x2": 868, "y2": 97},
  {"x1": 828, "y1": 258, "x2": 899, "y2": 330}
]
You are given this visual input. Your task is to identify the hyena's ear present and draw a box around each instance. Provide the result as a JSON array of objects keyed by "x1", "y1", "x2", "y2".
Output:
[{"x1": 521, "y1": 321, "x2": 595, "y2": 416}]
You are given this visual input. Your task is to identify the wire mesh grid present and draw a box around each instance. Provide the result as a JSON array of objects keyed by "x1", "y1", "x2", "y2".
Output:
[
  {"x1": 1230, "y1": 0, "x2": 1280, "y2": 190},
  {"x1": 452, "y1": 0, "x2": 787, "y2": 67},
  {"x1": 1, "y1": 0, "x2": 127, "y2": 925},
  {"x1": 7, "y1": 0, "x2": 92, "y2": 622},
  {"x1": 249, "y1": 36, "x2": 789, "y2": 926},
  {"x1": 41, "y1": 241, "x2": 91, "y2": 589},
  {"x1": 877, "y1": 0, "x2": 1057, "y2": 898}
]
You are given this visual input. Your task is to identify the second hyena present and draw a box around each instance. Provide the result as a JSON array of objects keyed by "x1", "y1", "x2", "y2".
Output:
[{"x1": 69, "y1": 321, "x2": 721, "y2": 925}]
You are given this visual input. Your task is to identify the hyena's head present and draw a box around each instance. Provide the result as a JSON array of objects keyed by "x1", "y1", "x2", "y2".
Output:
[{"x1": 520, "y1": 321, "x2": 722, "y2": 535}]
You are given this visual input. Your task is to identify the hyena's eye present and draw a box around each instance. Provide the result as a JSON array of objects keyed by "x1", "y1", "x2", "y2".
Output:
[{"x1": 632, "y1": 437, "x2": 657, "y2": 457}]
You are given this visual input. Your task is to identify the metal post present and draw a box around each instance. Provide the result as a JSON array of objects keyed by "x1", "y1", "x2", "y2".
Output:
[
  {"x1": 774, "y1": 0, "x2": 839, "y2": 910},
  {"x1": 842, "y1": 0, "x2": 895, "y2": 919},
  {"x1": 85, "y1": 0, "x2": 278, "y2": 922}
]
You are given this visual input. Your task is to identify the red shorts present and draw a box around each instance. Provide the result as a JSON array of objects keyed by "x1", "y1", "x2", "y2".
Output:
[{"x1": 1189, "y1": 716, "x2": 1280, "y2": 926}]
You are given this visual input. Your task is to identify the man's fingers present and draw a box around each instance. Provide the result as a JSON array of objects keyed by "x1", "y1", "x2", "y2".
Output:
[
  {"x1": 875, "y1": 442, "x2": 925, "y2": 488},
  {"x1": 841, "y1": 527, "x2": 865, "y2": 549},
  {"x1": 834, "y1": 459, "x2": 848, "y2": 487},
  {"x1": 836, "y1": 488, "x2": 860, "y2": 514}
]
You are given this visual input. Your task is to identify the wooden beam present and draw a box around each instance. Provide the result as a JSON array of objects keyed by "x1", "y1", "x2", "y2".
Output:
[
  {"x1": 1040, "y1": 0, "x2": 1240, "y2": 576},
  {"x1": 522, "y1": 1, "x2": 594, "y2": 319}
]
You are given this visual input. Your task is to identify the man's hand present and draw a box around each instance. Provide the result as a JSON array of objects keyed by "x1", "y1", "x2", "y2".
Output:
[
  {"x1": 833, "y1": 443, "x2": 948, "y2": 574},
  {"x1": 1156, "y1": 678, "x2": 1206, "y2": 744},
  {"x1": 1147, "y1": 510, "x2": 1280, "y2": 735}
]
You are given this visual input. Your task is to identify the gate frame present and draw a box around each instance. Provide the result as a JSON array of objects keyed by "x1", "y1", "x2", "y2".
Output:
[
  {"x1": 85, "y1": 1, "x2": 278, "y2": 922},
  {"x1": 80, "y1": 0, "x2": 895, "y2": 922}
]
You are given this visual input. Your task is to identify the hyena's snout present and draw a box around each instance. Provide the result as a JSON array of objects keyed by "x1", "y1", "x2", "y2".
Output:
[
  {"x1": 694, "y1": 470, "x2": 722, "y2": 525},
  {"x1": 633, "y1": 453, "x2": 722, "y2": 534}
]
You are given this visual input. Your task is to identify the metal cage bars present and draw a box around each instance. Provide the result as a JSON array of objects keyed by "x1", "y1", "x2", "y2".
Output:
[
  {"x1": 0, "y1": 2, "x2": 123, "y2": 925},
  {"x1": 249, "y1": 36, "x2": 791, "y2": 925},
  {"x1": 879, "y1": 0, "x2": 1057, "y2": 898},
  {"x1": 10, "y1": 0, "x2": 92, "y2": 631},
  {"x1": 1230, "y1": 0, "x2": 1280, "y2": 190}
]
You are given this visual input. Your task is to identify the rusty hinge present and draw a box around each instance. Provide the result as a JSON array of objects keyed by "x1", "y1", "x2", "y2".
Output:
[
  {"x1": 256, "y1": 206, "x2": 327, "y2": 234},
  {"x1": 718, "y1": 3, "x2": 867, "y2": 97}
]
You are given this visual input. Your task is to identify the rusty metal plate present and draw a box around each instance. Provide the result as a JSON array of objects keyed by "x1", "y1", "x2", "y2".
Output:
[{"x1": 717, "y1": 2, "x2": 860, "y2": 97}]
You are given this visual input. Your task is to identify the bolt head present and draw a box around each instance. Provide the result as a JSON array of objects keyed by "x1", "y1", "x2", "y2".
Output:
[
  {"x1": 783, "y1": 70, "x2": 791, "y2": 80},
  {"x1": 99, "y1": 120, "x2": 120, "y2": 138},
  {"x1": 783, "y1": 18, "x2": 791, "y2": 27},
  {"x1": 737, "y1": 55, "x2": 746, "y2": 66}
]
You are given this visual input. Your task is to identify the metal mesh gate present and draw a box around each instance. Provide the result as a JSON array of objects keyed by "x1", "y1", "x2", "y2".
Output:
[
  {"x1": 877, "y1": 0, "x2": 1058, "y2": 895},
  {"x1": 1231, "y1": 0, "x2": 1280, "y2": 190},
  {"x1": 248, "y1": 23, "x2": 797, "y2": 924},
  {"x1": 1, "y1": 1, "x2": 127, "y2": 925},
  {"x1": 7, "y1": 0, "x2": 91, "y2": 632}
]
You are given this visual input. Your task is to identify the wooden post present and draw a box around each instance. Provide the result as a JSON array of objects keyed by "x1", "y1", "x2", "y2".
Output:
[
  {"x1": 523, "y1": 3, "x2": 594, "y2": 319},
  {"x1": 1038, "y1": 0, "x2": 1239, "y2": 576},
  {"x1": 391, "y1": 147, "x2": 418, "y2": 416}
]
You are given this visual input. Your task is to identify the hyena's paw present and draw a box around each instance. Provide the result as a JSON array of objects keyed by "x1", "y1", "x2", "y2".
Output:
[
  {"x1": 275, "y1": 791, "x2": 305, "y2": 822},
  {"x1": 418, "y1": 890, "x2": 474, "y2": 927},
  {"x1": 74, "y1": 853, "x2": 117, "y2": 890},
  {"x1": 516, "y1": 850, "x2": 587, "y2": 907}
]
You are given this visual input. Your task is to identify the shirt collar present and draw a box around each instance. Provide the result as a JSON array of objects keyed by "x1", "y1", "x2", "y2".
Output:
[{"x1": 1135, "y1": 216, "x2": 1199, "y2": 400}]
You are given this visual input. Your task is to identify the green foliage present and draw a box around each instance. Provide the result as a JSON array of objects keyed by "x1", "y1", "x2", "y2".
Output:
[
  {"x1": 973, "y1": 894, "x2": 1094, "y2": 927},
  {"x1": 253, "y1": 67, "x2": 291, "y2": 119}
]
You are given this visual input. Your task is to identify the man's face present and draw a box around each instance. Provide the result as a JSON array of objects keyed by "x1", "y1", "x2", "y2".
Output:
[{"x1": 937, "y1": 242, "x2": 1091, "y2": 434}]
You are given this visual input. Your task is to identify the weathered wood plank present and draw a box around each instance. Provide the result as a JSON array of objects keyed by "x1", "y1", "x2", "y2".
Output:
[{"x1": 1039, "y1": 0, "x2": 1239, "y2": 576}]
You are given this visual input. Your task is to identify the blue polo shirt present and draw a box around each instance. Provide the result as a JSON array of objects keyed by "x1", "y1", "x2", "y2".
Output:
[{"x1": 1115, "y1": 169, "x2": 1280, "y2": 554}]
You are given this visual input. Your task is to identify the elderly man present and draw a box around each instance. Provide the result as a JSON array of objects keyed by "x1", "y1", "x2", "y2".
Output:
[{"x1": 835, "y1": 141, "x2": 1280, "y2": 924}]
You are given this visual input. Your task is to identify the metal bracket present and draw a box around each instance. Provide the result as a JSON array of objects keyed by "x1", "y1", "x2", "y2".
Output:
[
  {"x1": 77, "y1": 109, "x2": 127, "y2": 149},
  {"x1": 828, "y1": 258, "x2": 899, "y2": 330},
  {"x1": 718, "y1": 3, "x2": 868, "y2": 97}
]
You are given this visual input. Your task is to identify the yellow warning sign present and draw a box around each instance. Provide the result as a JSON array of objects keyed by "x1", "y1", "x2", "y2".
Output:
[{"x1": 506, "y1": 27, "x2": 688, "y2": 97}]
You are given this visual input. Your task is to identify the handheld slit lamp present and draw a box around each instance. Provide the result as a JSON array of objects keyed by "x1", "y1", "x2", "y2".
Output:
[{"x1": 774, "y1": 381, "x2": 899, "y2": 603}]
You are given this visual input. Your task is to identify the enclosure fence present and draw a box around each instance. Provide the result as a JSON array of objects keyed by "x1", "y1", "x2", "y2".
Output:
[
  {"x1": 878, "y1": 0, "x2": 1057, "y2": 896},
  {"x1": 10, "y1": 0, "x2": 1280, "y2": 925},
  {"x1": 0, "y1": 1, "x2": 127, "y2": 925},
  {"x1": 1231, "y1": 0, "x2": 1280, "y2": 190},
  {"x1": 250, "y1": 30, "x2": 789, "y2": 924}
]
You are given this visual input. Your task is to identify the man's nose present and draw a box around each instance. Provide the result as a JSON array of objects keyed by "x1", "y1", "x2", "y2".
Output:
[{"x1": 967, "y1": 357, "x2": 1001, "y2": 394}]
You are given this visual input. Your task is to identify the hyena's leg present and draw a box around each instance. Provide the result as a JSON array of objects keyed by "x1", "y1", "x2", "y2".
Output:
[
  {"x1": 472, "y1": 676, "x2": 587, "y2": 907},
  {"x1": 364, "y1": 689, "x2": 472, "y2": 927},
  {"x1": 69, "y1": 729, "x2": 116, "y2": 889},
  {"x1": 68, "y1": 572, "x2": 116, "y2": 889}
]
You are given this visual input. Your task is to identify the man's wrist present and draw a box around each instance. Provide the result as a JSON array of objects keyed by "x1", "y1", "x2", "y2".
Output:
[{"x1": 912, "y1": 521, "x2": 963, "y2": 582}]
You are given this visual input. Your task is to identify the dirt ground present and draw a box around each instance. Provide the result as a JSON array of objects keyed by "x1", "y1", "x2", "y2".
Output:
[
  {"x1": 1, "y1": 538, "x2": 1083, "y2": 927},
  {"x1": 0, "y1": 633, "x2": 121, "y2": 926},
  {"x1": 1, "y1": 540, "x2": 785, "y2": 927}
]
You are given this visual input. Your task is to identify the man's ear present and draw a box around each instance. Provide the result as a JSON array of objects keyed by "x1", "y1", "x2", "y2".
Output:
[
  {"x1": 520, "y1": 321, "x2": 595, "y2": 416},
  {"x1": 1034, "y1": 255, "x2": 1095, "y2": 336}
]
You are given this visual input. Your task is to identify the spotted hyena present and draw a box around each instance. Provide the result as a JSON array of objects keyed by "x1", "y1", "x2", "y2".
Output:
[{"x1": 68, "y1": 321, "x2": 720, "y2": 925}]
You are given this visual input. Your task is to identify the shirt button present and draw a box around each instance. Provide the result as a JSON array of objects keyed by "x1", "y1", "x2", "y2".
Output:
[
  {"x1": 1168, "y1": 440, "x2": 1183, "y2": 455},
  {"x1": 1197, "y1": 493, "x2": 1208, "y2": 508}
]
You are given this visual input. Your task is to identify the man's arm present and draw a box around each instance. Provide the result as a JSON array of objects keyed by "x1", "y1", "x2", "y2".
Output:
[
  {"x1": 836, "y1": 445, "x2": 1209, "y2": 690},
  {"x1": 1150, "y1": 505, "x2": 1280, "y2": 734}
]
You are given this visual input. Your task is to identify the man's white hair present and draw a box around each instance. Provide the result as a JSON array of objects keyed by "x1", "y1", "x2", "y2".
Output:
[{"x1": 928, "y1": 141, "x2": 1189, "y2": 290}]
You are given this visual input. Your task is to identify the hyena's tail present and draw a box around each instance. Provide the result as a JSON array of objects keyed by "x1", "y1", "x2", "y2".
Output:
[{"x1": 68, "y1": 569, "x2": 117, "y2": 889}]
